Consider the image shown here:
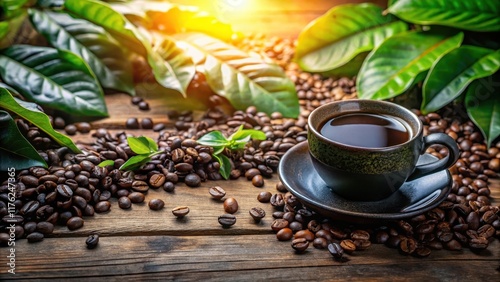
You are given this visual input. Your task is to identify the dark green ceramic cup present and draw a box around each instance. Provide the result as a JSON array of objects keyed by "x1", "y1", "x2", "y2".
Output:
[{"x1": 308, "y1": 100, "x2": 459, "y2": 201}]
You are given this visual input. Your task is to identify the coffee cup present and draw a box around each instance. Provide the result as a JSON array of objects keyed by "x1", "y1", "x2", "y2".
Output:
[{"x1": 307, "y1": 100, "x2": 459, "y2": 201}]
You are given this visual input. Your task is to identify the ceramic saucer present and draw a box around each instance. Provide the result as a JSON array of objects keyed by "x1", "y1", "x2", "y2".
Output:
[{"x1": 278, "y1": 142, "x2": 452, "y2": 223}]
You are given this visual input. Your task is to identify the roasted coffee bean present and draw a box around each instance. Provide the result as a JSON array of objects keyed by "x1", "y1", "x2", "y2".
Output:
[
  {"x1": 249, "y1": 207, "x2": 266, "y2": 222},
  {"x1": 184, "y1": 173, "x2": 201, "y2": 187},
  {"x1": 252, "y1": 175, "x2": 264, "y2": 187},
  {"x1": 445, "y1": 239, "x2": 462, "y2": 251},
  {"x1": 73, "y1": 195, "x2": 87, "y2": 209},
  {"x1": 163, "y1": 182, "x2": 175, "y2": 192},
  {"x1": 270, "y1": 193, "x2": 285, "y2": 207},
  {"x1": 86, "y1": 234, "x2": 99, "y2": 249},
  {"x1": 149, "y1": 174, "x2": 166, "y2": 188},
  {"x1": 94, "y1": 201, "x2": 111, "y2": 213},
  {"x1": 282, "y1": 212, "x2": 295, "y2": 222},
  {"x1": 469, "y1": 237, "x2": 488, "y2": 249},
  {"x1": 328, "y1": 242, "x2": 344, "y2": 260},
  {"x1": 209, "y1": 186, "x2": 226, "y2": 200},
  {"x1": 257, "y1": 191, "x2": 272, "y2": 203},
  {"x1": 20, "y1": 200, "x2": 40, "y2": 216},
  {"x1": 67, "y1": 217, "x2": 84, "y2": 230},
  {"x1": 76, "y1": 122, "x2": 91, "y2": 133},
  {"x1": 291, "y1": 237, "x2": 309, "y2": 253},
  {"x1": 56, "y1": 184, "x2": 73, "y2": 198},
  {"x1": 399, "y1": 237, "x2": 417, "y2": 254},
  {"x1": 313, "y1": 237, "x2": 328, "y2": 249},
  {"x1": 245, "y1": 168, "x2": 261, "y2": 180},
  {"x1": 64, "y1": 124, "x2": 77, "y2": 135},
  {"x1": 141, "y1": 118, "x2": 154, "y2": 129},
  {"x1": 271, "y1": 219, "x2": 289, "y2": 232},
  {"x1": 295, "y1": 230, "x2": 315, "y2": 241},
  {"x1": 172, "y1": 206, "x2": 189, "y2": 217},
  {"x1": 289, "y1": 221, "x2": 303, "y2": 233},
  {"x1": 223, "y1": 198, "x2": 239, "y2": 214},
  {"x1": 276, "y1": 228, "x2": 293, "y2": 241},
  {"x1": 218, "y1": 214, "x2": 236, "y2": 227},
  {"x1": 27, "y1": 232, "x2": 44, "y2": 243},
  {"x1": 118, "y1": 196, "x2": 132, "y2": 209},
  {"x1": 148, "y1": 199, "x2": 165, "y2": 210},
  {"x1": 307, "y1": 220, "x2": 321, "y2": 233},
  {"x1": 126, "y1": 117, "x2": 140, "y2": 129},
  {"x1": 128, "y1": 192, "x2": 145, "y2": 203},
  {"x1": 131, "y1": 180, "x2": 149, "y2": 192},
  {"x1": 477, "y1": 224, "x2": 495, "y2": 239},
  {"x1": 351, "y1": 230, "x2": 370, "y2": 241},
  {"x1": 415, "y1": 247, "x2": 432, "y2": 257},
  {"x1": 466, "y1": 211, "x2": 480, "y2": 230},
  {"x1": 36, "y1": 221, "x2": 54, "y2": 235}
]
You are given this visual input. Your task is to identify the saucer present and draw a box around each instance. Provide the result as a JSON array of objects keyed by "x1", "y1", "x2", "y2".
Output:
[{"x1": 278, "y1": 142, "x2": 452, "y2": 223}]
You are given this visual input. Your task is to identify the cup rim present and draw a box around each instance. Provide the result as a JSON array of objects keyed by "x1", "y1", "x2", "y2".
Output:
[{"x1": 308, "y1": 100, "x2": 422, "y2": 151}]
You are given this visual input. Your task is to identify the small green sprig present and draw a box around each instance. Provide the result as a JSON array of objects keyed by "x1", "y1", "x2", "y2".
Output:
[
  {"x1": 98, "y1": 136, "x2": 162, "y2": 171},
  {"x1": 197, "y1": 125, "x2": 266, "y2": 179}
]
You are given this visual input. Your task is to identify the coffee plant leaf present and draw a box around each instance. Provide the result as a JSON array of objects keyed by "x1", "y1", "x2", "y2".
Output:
[
  {"x1": 119, "y1": 154, "x2": 151, "y2": 171},
  {"x1": 295, "y1": 3, "x2": 408, "y2": 73},
  {"x1": 175, "y1": 32, "x2": 299, "y2": 118},
  {"x1": 465, "y1": 74, "x2": 500, "y2": 147},
  {"x1": 0, "y1": 110, "x2": 47, "y2": 171},
  {"x1": 357, "y1": 30, "x2": 463, "y2": 100},
  {"x1": 28, "y1": 9, "x2": 135, "y2": 95},
  {"x1": 213, "y1": 153, "x2": 231, "y2": 180},
  {"x1": 127, "y1": 136, "x2": 153, "y2": 155},
  {"x1": 422, "y1": 46, "x2": 500, "y2": 114},
  {"x1": 0, "y1": 45, "x2": 108, "y2": 118},
  {"x1": 0, "y1": 88, "x2": 81, "y2": 153},
  {"x1": 65, "y1": 0, "x2": 190, "y2": 96},
  {"x1": 387, "y1": 0, "x2": 500, "y2": 32}
]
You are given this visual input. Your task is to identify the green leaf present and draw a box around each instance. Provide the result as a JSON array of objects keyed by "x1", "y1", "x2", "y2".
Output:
[
  {"x1": 422, "y1": 46, "x2": 500, "y2": 114},
  {"x1": 144, "y1": 136, "x2": 158, "y2": 152},
  {"x1": 0, "y1": 22, "x2": 8, "y2": 40},
  {"x1": 64, "y1": 0, "x2": 184, "y2": 96},
  {"x1": 197, "y1": 130, "x2": 229, "y2": 147},
  {"x1": 213, "y1": 153, "x2": 231, "y2": 180},
  {"x1": 357, "y1": 30, "x2": 463, "y2": 100},
  {"x1": 98, "y1": 160, "x2": 115, "y2": 167},
  {"x1": 127, "y1": 136, "x2": 152, "y2": 155},
  {"x1": 387, "y1": 0, "x2": 500, "y2": 32},
  {"x1": 229, "y1": 125, "x2": 266, "y2": 141},
  {"x1": 119, "y1": 154, "x2": 151, "y2": 171},
  {"x1": 0, "y1": 0, "x2": 29, "y2": 19},
  {"x1": 152, "y1": 36, "x2": 195, "y2": 96},
  {"x1": 295, "y1": 3, "x2": 408, "y2": 73},
  {"x1": 0, "y1": 110, "x2": 47, "y2": 171},
  {"x1": 28, "y1": 9, "x2": 135, "y2": 95},
  {"x1": 0, "y1": 45, "x2": 108, "y2": 118},
  {"x1": 212, "y1": 146, "x2": 225, "y2": 155},
  {"x1": 175, "y1": 32, "x2": 299, "y2": 118},
  {"x1": 0, "y1": 11, "x2": 27, "y2": 49},
  {"x1": 0, "y1": 88, "x2": 81, "y2": 153},
  {"x1": 465, "y1": 74, "x2": 500, "y2": 147}
]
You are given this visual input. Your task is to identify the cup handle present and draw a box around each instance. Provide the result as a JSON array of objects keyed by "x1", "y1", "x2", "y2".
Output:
[{"x1": 408, "y1": 133, "x2": 459, "y2": 180}]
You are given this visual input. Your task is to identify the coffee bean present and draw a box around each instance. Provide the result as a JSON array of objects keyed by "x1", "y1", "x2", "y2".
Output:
[
  {"x1": 445, "y1": 239, "x2": 462, "y2": 251},
  {"x1": 172, "y1": 206, "x2": 189, "y2": 217},
  {"x1": 56, "y1": 184, "x2": 73, "y2": 198},
  {"x1": 252, "y1": 175, "x2": 264, "y2": 187},
  {"x1": 27, "y1": 232, "x2": 44, "y2": 243},
  {"x1": 271, "y1": 219, "x2": 289, "y2": 232},
  {"x1": 94, "y1": 201, "x2": 111, "y2": 213},
  {"x1": 67, "y1": 217, "x2": 84, "y2": 230},
  {"x1": 131, "y1": 180, "x2": 149, "y2": 192},
  {"x1": 415, "y1": 247, "x2": 432, "y2": 257},
  {"x1": 118, "y1": 196, "x2": 132, "y2": 209},
  {"x1": 353, "y1": 239, "x2": 371, "y2": 250},
  {"x1": 138, "y1": 101, "x2": 150, "y2": 111},
  {"x1": 223, "y1": 198, "x2": 238, "y2": 214},
  {"x1": 153, "y1": 123, "x2": 166, "y2": 132},
  {"x1": 141, "y1": 118, "x2": 154, "y2": 129},
  {"x1": 351, "y1": 229, "x2": 370, "y2": 241},
  {"x1": 163, "y1": 182, "x2": 175, "y2": 192},
  {"x1": 86, "y1": 234, "x2": 99, "y2": 249},
  {"x1": 184, "y1": 173, "x2": 201, "y2": 187},
  {"x1": 295, "y1": 230, "x2": 315, "y2": 241},
  {"x1": 128, "y1": 192, "x2": 145, "y2": 203},
  {"x1": 65, "y1": 124, "x2": 77, "y2": 135},
  {"x1": 328, "y1": 242, "x2": 344, "y2": 260},
  {"x1": 218, "y1": 214, "x2": 236, "y2": 227},
  {"x1": 399, "y1": 237, "x2": 417, "y2": 254},
  {"x1": 312, "y1": 237, "x2": 328, "y2": 249},
  {"x1": 125, "y1": 118, "x2": 140, "y2": 129},
  {"x1": 291, "y1": 237, "x2": 309, "y2": 253},
  {"x1": 148, "y1": 199, "x2": 165, "y2": 210},
  {"x1": 245, "y1": 168, "x2": 260, "y2": 180},
  {"x1": 257, "y1": 191, "x2": 272, "y2": 203},
  {"x1": 209, "y1": 186, "x2": 226, "y2": 200},
  {"x1": 289, "y1": 221, "x2": 303, "y2": 233},
  {"x1": 249, "y1": 207, "x2": 266, "y2": 222},
  {"x1": 270, "y1": 193, "x2": 285, "y2": 207},
  {"x1": 149, "y1": 174, "x2": 166, "y2": 188},
  {"x1": 276, "y1": 228, "x2": 293, "y2": 241}
]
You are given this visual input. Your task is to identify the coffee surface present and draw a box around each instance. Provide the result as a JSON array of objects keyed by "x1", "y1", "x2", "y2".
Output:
[{"x1": 319, "y1": 113, "x2": 409, "y2": 148}]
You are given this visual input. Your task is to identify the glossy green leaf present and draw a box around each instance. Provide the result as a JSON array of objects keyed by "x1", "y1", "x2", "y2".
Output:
[
  {"x1": 28, "y1": 9, "x2": 135, "y2": 95},
  {"x1": 229, "y1": 125, "x2": 266, "y2": 141},
  {"x1": 98, "y1": 159, "x2": 115, "y2": 167},
  {"x1": 465, "y1": 75, "x2": 500, "y2": 147},
  {"x1": 175, "y1": 33, "x2": 299, "y2": 118},
  {"x1": 357, "y1": 30, "x2": 463, "y2": 100},
  {"x1": 0, "y1": 88, "x2": 81, "y2": 153},
  {"x1": 197, "y1": 130, "x2": 229, "y2": 147},
  {"x1": 422, "y1": 46, "x2": 500, "y2": 114},
  {"x1": 0, "y1": 110, "x2": 47, "y2": 170},
  {"x1": 119, "y1": 154, "x2": 151, "y2": 171},
  {"x1": 387, "y1": 0, "x2": 500, "y2": 32},
  {"x1": 295, "y1": 3, "x2": 408, "y2": 73},
  {"x1": 0, "y1": 0, "x2": 29, "y2": 19},
  {"x1": 64, "y1": 0, "x2": 184, "y2": 96},
  {"x1": 152, "y1": 36, "x2": 195, "y2": 96},
  {"x1": 0, "y1": 45, "x2": 108, "y2": 118},
  {"x1": 213, "y1": 153, "x2": 231, "y2": 180},
  {"x1": 145, "y1": 136, "x2": 158, "y2": 152},
  {"x1": 127, "y1": 136, "x2": 152, "y2": 155}
]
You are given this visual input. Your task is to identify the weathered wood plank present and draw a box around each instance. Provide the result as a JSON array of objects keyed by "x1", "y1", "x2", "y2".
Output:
[{"x1": 4, "y1": 234, "x2": 498, "y2": 281}]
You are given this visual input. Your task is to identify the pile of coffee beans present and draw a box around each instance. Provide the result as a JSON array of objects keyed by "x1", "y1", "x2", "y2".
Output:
[{"x1": 0, "y1": 33, "x2": 498, "y2": 261}]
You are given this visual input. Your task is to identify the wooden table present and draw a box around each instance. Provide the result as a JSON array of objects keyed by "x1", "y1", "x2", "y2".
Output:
[{"x1": 3, "y1": 94, "x2": 499, "y2": 281}]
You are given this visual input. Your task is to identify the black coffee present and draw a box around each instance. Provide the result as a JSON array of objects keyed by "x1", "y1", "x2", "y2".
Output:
[{"x1": 319, "y1": 113, "x2": 410, "y2": 148}]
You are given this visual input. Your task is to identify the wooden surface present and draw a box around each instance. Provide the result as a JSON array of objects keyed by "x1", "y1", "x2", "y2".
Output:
[{"x1": 2, "y1": 93, "x2": 499, "y2": 281}]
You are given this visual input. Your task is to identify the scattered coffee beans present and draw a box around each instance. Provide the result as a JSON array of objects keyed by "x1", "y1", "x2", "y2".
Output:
[
  {"x1": 172, "y1": 206, "x2": 190, "y2": 218},
  {"x1": 149, "y1": 199, "x2": 165, "y2": 211},
  {"x1": 86, "y1": 234, "x2": 99, "y2": 249},
  {"x1": 218, "y1": 214, "x2": 236, "y2": 227}
]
